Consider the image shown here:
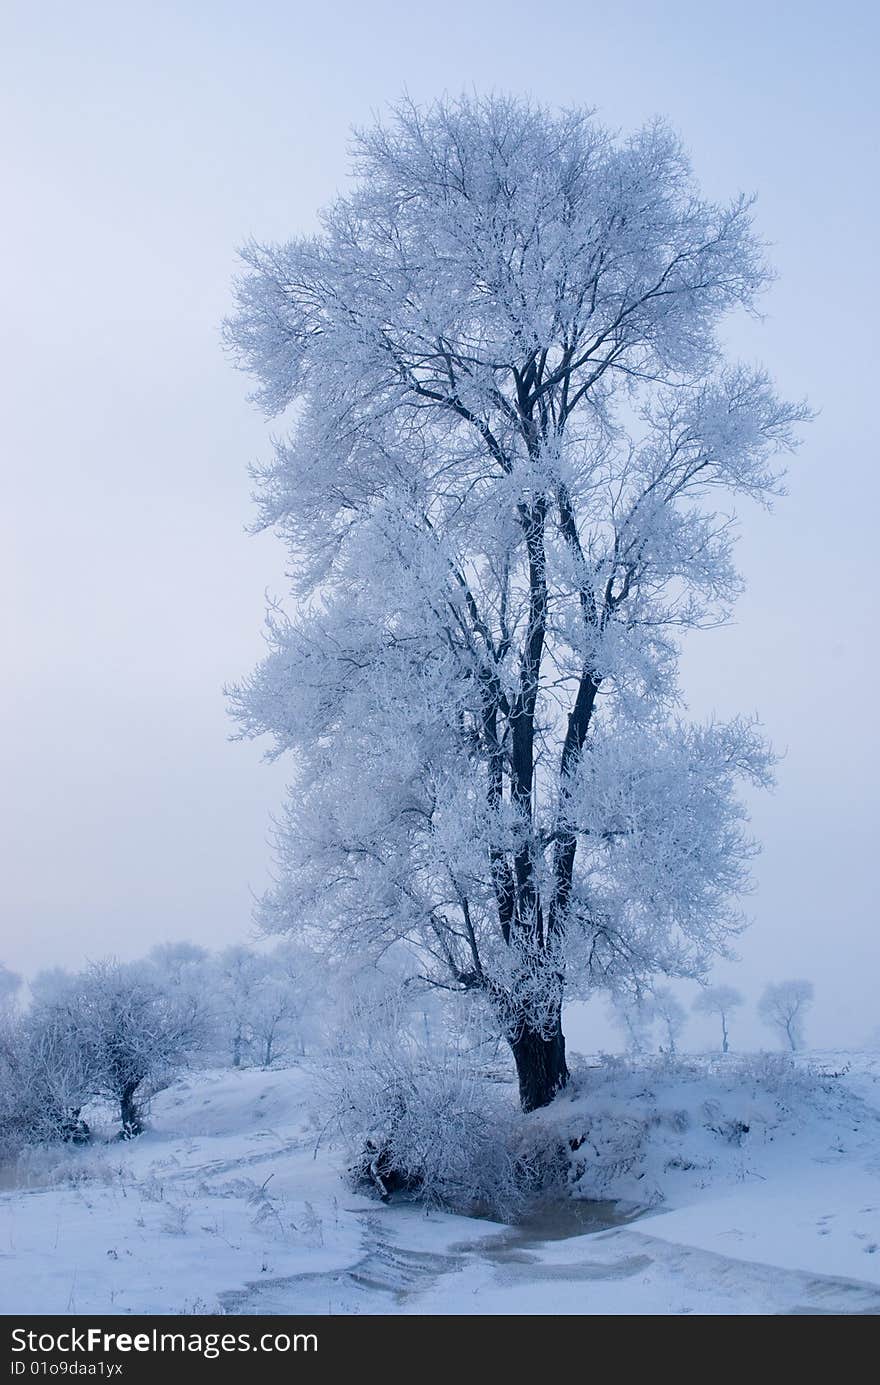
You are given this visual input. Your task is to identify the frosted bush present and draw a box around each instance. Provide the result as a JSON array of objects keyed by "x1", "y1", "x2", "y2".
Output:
[
  {"x1": 732, "y1": 1050, "x2": 843, "y2": 1110},
  {"x1": 323, "y1": 1024, "x2": 537, "y2": 1218},
  {"x1": 545, "y1": 1051, "x2": 855, "y2": 1206}
]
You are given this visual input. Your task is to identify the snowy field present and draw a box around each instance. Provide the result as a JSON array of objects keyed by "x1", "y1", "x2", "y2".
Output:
[{"x1": 2, "y1": 1053, "x2": 880, "y2": 1316}]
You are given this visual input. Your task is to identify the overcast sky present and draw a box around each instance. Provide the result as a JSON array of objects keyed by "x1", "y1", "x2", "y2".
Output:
[{"x1": 2, "y1": 0, "x2": 877, "y2": 1049}]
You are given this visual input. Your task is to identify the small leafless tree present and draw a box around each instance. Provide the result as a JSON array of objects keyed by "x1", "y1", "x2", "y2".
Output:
[
  {"x1": 693, "y1": 984, "x2": 744, "y2": 1053},
  {"x1": 609, "y1": 993, "x2": 655, "y2": 1054},
  {"x1": 650, "y1": 986, "x2": 687, "y2": 1054}
]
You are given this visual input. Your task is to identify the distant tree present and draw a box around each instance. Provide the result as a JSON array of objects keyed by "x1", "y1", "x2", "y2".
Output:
[
  {"x1": 226, "y1": 93, "x2": 806, "y2": 1110},
  {"x1": 212, "y1": 943, "x2": 324, "y2": 1068},
  {"x1": 215, "y1": 945, "x2": 265, "y2": 1067},
  {"x1": 147, "y1": 942, "x2": 215, "y2": 1049},
  {"x1": 270, "y1": 941, "x2": 327, "y2": 1057},
  {"x1": 248, "y1": 977, "x2": 299, "y2": 1068},
  {"x1": 329, "y1": 955, "x2": 424, "y2": 1059},
  {"x1": 0, "y1": 964, "x2": 21, "y2": 1016},
  {"x1": 693, "y1": 984, "x2": 744, "y2": 1053},
  {"x1": 650, "y1": 986, "x2": 687, "y2": 1054},
  {"x1": 758, "y1": 979, "x2": 814, "y2": 1052},
  {"x1": 28, "y1": 968, "x2": 72, "y2": 1006},
  {"x1": 148, "y1": 942, "x2": 210, "y2": 990},
  {"x1": 609, "y1": 993, "x2": 655, "y2": 1054}
]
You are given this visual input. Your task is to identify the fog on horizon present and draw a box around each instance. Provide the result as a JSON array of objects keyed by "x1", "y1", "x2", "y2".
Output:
[{"x1": 2, "y1": 0, "x2": 877, "y2": 1052}]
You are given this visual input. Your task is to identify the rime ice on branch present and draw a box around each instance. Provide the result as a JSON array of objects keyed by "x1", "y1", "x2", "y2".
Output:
[{"x1": 225, "y1": 95, "x2": 808, "y2": 1110}]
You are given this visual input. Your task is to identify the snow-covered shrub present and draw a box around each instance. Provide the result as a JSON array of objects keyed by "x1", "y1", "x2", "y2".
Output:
[
  {"x1": 536, "y1": 1051, "x2": 861, "y2": 1208},
  {"x1": 322, "y1": 1004, "x2": 535, "y2": 1217},
  {"x1": 336, "y1": 1056, "x2": 530, "y2": 1217},
  {"x1": 731, "y1": 1050, "x2": 845, "y2": 1111}
]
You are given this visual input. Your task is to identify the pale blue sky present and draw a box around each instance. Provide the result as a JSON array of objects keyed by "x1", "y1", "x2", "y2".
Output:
[{"x1": 2, "y1": 1, "x2": 877, "y2": 1048}]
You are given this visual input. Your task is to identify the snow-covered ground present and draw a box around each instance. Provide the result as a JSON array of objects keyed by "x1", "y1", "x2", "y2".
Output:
[{"x1": 2, "y1": 1053, "x2": 880, "y2": 1316}]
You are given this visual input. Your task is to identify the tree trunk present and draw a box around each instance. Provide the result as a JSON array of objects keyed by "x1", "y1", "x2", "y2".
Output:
[
  {"x1": 119, "y1": 1083, "x2": 143, "y2": 1138},
  {"x1": 510, "y1": 1016, "x2": 569, "y2": 1113}
]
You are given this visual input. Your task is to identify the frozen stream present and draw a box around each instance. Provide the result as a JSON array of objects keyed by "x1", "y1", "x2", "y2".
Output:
[
  {"x1": 219, "y1": 1197, "x2": 880, "y2": 1315},
  {"x1": 219, "y1": 1198, "x2": 644, "y2": 1314}
]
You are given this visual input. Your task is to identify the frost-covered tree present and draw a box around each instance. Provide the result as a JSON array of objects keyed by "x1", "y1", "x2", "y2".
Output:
[
  {"x1": 65, "y1": 960, "x2": 204, "y2": 1136},
  {"x1": 247, "y1": 977, "x2": 295, "y2": 1067},
  {"x1": 269, "y1": 941, "x2": 327, "y2": 1058},
  {"x1": 226, "y1": 95, "x2": 806, "y2": 1110},
  {"x1": 212, "y1": 943, "x2": 325, "y2": 1067},
  {"x1": 148, "y1": 942, "x2": 217, "y2": 1042},
  {"x1": 758, "y1": 979, "x2": 814, "y2": 1053},
  {"x1": 650, "y1": 986, "x2": 687, "y2": 1054},
  {"x1": 693, "y1": 983, "x2": 743, "y2": 1053},
  {"x1": 214, "y1": 945, "x2": 264, "y2": 1067},
  {"x1": 0, "y1": 1005, "x2": 94, "y2": 1152},
  {"x1": 2, "y1": 968, "x2": 96, "y2": 1147},
  {"x1": 148, "y1": 942, "x2": 210, "y2": 992},
  {"x1": 327, "y1": 952, "x2": 419, "y2": 1058}
]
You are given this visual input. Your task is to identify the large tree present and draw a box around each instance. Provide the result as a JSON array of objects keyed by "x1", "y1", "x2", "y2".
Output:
[{"x1": 226, "y1": 96, "x2": 805, "y2": 1110}]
